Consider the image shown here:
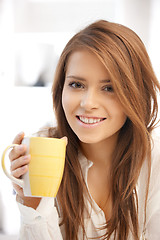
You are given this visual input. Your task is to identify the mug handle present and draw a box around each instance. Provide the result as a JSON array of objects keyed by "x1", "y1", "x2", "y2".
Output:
[{"x1": 1, "y1": 144, "x2": 24, "y2": 188}]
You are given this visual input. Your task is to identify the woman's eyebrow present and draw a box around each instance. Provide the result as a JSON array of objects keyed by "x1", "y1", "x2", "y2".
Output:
[
  {"x1": 66, "y1": 75, "x2": 111, "y2": 83},
  {"x1": 66, "y1": 75, "x2": 86, "y2": 81},
  {"x1": 99, "y1": 79, "x2": 111, "y2": 83}
]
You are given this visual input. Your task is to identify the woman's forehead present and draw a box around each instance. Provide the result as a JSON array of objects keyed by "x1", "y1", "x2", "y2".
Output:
[{"x1": 65, "y1": 50, "x2": 112, "y2": 81}]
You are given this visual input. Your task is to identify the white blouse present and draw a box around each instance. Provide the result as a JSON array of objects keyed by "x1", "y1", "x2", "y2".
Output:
[{"x1": 17, "y1": 134, "x2": 160, "y2": 240}]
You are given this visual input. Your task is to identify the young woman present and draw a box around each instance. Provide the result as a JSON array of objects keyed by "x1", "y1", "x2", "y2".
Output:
[{"x1": 10, "y1": 20, "x2": 160, "y2": 240}]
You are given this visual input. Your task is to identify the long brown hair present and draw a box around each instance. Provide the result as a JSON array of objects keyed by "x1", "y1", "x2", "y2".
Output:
[{"x1": 50, "y1": 20, "x2": 160, "y2": 239}]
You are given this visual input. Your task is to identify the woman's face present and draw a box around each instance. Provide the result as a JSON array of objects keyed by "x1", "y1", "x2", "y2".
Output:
[{"x1": 62, "y1": 49, "x2": 127, "y2": 145}]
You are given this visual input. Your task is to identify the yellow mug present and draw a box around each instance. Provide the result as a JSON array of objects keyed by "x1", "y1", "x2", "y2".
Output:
[{"x1": 1, "y1": 136, "x2": 66, "y2": 197}]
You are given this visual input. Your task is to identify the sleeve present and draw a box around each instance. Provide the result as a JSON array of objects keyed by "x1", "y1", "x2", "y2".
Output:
[{"x1": 17, "y1": 197, "x2": 63, "y2": 240}]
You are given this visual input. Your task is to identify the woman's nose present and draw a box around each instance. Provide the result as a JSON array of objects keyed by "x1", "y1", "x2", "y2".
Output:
[{"x1": 80, "y1": 90, "x2": 99, "y2": 110}]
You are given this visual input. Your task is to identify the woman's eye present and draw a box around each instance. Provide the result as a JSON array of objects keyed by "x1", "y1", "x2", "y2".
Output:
[
  {"x1": 102, "y1": 85, "x2": 114, "y2": 92},
  {"x1": 68, "y1": 82, "x2": 84, "y2": 89}
]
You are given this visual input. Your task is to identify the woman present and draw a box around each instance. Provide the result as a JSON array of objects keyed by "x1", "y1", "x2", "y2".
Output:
[{"x1": 10, "y1": 20, "x2": 160, "y2": 239}]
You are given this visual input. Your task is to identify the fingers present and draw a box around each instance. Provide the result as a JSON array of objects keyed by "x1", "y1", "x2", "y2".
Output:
[
  {"x1": 10, "y1": 145, "x2": 31, "y2": 179},
  {"x1": 7, "y1": 131, "x2": 30, "y2": 199},
  {"x1": 9, "y1": 144, "x2": 27, "y2": 161},
  {"x1": 13, "y1": 184, "x2": 24, "y2": 196},
  {"x1": 9, "y1": 131, "x2": 26, "y2": 161},
  {"x1": 11, "y1": 154, "x2": 30, "y2": 172},
  {"x1": 10, "y1": 152, "x2": 30, "y2": 180},
  {"x1": 9, "y1": 131, "x2": 30, "y2": 185},
  {"x1": 13, "y1": 131, "x2": 25, "y2": 144},
  {"x1": 11, "y1": 163, "x2": 29, "y2": 178},
  {"x1": 61, "y1": 136, "x2": 68, "y2": 146}
]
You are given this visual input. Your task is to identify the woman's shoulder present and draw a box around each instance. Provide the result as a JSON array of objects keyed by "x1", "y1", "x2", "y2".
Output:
[
  {"x1": 146, "y1": 131, "x2": 160, "y2": 198},
  {"x1": 151, "y1": 131, "x2": 160, "y2": 166},
  {"x1": 32, "y1": 127, "x2": 59, "y2": 138},
  {"x1": 138, "y1": 132, "x2": 160, "y2": 195},
  {"x1": 144, "y1": 131, "x2": 160, "y2": 227}
]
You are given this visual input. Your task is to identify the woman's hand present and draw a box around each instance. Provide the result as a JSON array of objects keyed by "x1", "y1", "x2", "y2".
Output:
[{"x1": 9, "y1": 132, "x2": 41, "y2": 209}]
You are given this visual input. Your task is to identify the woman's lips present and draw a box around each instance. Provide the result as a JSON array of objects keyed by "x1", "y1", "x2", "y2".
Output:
[{"x1": 76, "y1": 116, "x2": 106, "y2": 124}]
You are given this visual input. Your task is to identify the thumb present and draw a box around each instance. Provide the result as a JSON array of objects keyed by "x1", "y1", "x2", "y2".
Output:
[{"x1": 61, "y1": 136, "x2": 68, "y2": 146}]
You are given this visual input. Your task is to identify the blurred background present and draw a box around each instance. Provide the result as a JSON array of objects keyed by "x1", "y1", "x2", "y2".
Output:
[{"x1": 0, "y1": 0, "x2": 160, "y2": 239}]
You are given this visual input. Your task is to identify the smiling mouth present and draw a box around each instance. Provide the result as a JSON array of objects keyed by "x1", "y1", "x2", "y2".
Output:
[{"x1": 76, "y1": 116, "x2": 106, "y2": 124}]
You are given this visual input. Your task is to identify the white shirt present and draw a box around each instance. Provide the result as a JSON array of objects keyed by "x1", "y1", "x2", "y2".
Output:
[{"x1": 17, "y1": 134, "x2": 160, "y2": 240}]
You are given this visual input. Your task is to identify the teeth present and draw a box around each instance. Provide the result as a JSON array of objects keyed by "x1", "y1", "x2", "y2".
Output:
[
  {"x1": 85, "y1": 118, "x2": 88, "y2": 123},
  {"x1": 79, "y1": 117, "x2": 102, "y2": 124}
]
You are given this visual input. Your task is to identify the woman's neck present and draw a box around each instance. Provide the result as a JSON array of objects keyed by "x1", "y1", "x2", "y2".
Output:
[{"x1": 80, "y1": 133, "x2": 118, "y2": 168}]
